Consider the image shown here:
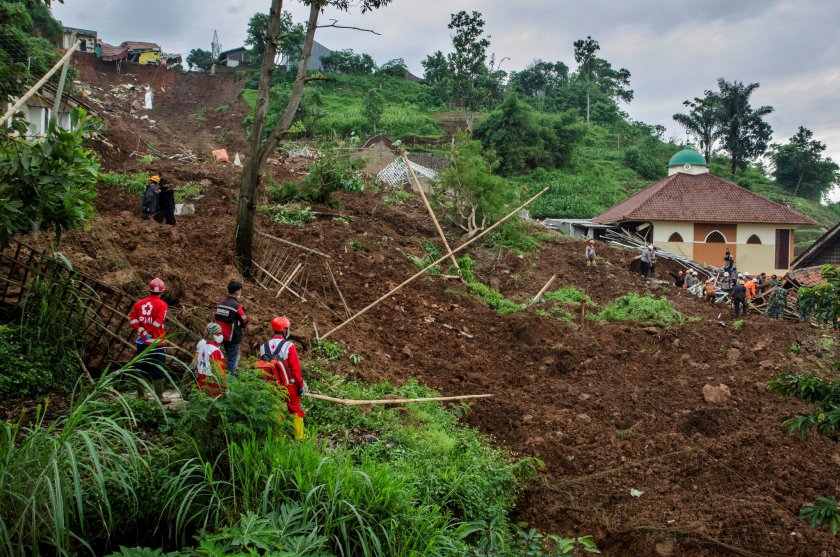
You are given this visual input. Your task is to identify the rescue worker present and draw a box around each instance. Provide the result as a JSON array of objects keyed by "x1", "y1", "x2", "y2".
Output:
[
  {"x1": 765, "y1": 285, "x2": 787, "y2": 319},
  {"x1": 721, "y1": 271, "x2": 733, "y2": 296},
  {"x1": 141, "y1": 176, "x2": 160, "y2": 220},
  {"x1": 703, "y1": 279, "x2": 716, "y2": 303},
  {"x1": 128, "y1": 278, "x2": 168, "y2": 400},
  {"x1": 585, "y1": 239, "x2": 597, "y2": 267},
  {"x1": 723, "y1": 249, "x2": 735, "y2": 274},
  {"x1": 154, "y1": 179, "x2": 176, "y2": 225},
  {"x1": 214, "y1": 281, "x2": 248, "y2": 373},
  {"x1": 640, "y1": 245, "x2": 652, "y2": 277},
  {"x1": 194, "y1": 322, "x2": 226, "y2": 398},
  {"x1": 732, "y1": 279, "x2": 748, "y2": 317},
  {"x1": 744, "y1": 274, "x2": 756, "y2": 300},
  {"x1": 649, "y1": 246, "x2": 657, "y2": 276},
  {"x1": 259, "y1": 316, "x2": 309, "y2": 440},
  {"x1": 668, "y1": 269, "x2": 685, "y2": 287}
]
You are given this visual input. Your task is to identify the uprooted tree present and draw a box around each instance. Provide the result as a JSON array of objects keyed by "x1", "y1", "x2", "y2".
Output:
[{"x1": 235, "y1": 0, "x2": 393, "y2": 275}]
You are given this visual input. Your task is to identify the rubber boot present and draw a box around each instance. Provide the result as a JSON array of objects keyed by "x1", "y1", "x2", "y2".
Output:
[
  {"x1": 292, "y1": 416, "x2": 306, "y2": 440},
  {"x1": 153, "y1": 379, "x2": 165, "y2": 403}
]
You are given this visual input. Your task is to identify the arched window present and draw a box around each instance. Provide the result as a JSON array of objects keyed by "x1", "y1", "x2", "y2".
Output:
[
  {"x1": 705, "y1": 231, "x2": 726, "y2": 243},
  {"x1": 746, "y1": 234, "x2": 762, "y2": 244},
  {"x1": 667, "y1": 232, "x2": 684, "y2": 242}
]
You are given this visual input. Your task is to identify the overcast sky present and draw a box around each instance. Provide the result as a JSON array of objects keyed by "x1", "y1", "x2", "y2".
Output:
[{"x1": 53, "y1": 0, "x2": 840, "y2": 173}]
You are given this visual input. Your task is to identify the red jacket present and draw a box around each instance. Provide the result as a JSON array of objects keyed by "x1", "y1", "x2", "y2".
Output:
[
  {"x1": 259, "y1": 334, "x2": 303, "y2": 386},
  {"x1": 214, "y1": 296, "x2": 248, "y2": 344},
  {"x1": 129, "y1": 295, "x2": 168, "y2": 344}
]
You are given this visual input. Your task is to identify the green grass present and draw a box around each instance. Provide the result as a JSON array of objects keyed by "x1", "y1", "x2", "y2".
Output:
[
  {"x1": 100, "y1": 171, "x2": 149, "y2": 195},
  {"x1": 259, "y1": 202, "x2": 315, "y2": 226},
  {"x1": 592, "y1": 293, "x2": 694, "y2": 326},
  {"x1": 544, "y1": 286, "x2": 592, "y2": 306},
  {"x1": 448, "y1": 282, "x2": 522, "y2": 315},
  {"x1": 173, "y1": 180, "x2": 208, "y2": 203}
]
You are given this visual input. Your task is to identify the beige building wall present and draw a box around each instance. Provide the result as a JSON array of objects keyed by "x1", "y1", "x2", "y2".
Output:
[{"x1": 649, "y1": 221, "x2": 795, "y2": 275}]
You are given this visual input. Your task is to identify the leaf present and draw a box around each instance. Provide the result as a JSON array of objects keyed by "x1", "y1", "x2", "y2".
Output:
[{"x1": 629, "y1": 488, "x2": 644, "y2": 497}]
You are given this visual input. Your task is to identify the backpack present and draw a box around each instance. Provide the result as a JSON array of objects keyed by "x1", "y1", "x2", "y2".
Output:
[
  {"x1": 254, "y1": 339, "x2": 291, "y2": 386},
  {"x1": 142, "y1": 185, "x2": 158, "y2": 213}
]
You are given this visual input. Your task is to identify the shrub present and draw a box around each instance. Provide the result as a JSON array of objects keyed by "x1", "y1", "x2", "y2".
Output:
[
  {"x1": 100, "y1": 171, "x2": 149, "y2": 195},
  {"x1": 800, "y1": 496, "x2": 840, "y2": 536},
  {"x1": 592, "y1": 293, "x2": 692, "y2": 326},
  {"x1": 462, "y1": 282, "x2": 522, "y2": 315},
  {"x1": 544, "y1": 286, "x2": 592, "y2": 306},
  {"x1": 312, "y1": 339, "x2": 345, "y2": 363},
  {"x1": 269, "y1": 150, "x2": 363, "y2": 205},
  {"x1": 0, "y1": 326, "x2": 76, "y2": 399},
  {"x1": 261, "y1": 202, "x2": 315, "y2": 226}
]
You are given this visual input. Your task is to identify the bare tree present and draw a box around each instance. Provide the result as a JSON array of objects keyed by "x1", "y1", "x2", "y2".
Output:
[{"x1": 235, "y1": 0, "x2": 392, "y2": 274}]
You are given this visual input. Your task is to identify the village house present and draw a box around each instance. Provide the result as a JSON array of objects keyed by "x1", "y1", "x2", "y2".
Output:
[
  {"x1": 593, "y1": 145, "x2": 818, "y2": 275},
  {"x1": 96, "y1": 41, "x2": 161, "y2": 65},
  {"x1": 218, "y1": 47, "x2": 249, "y2": 68},
  {"x1": 14, "y1": 83, "x2": 93, "y2": 137},
  {"x1": 61, "y1": 25, "x2": 97, "y2": 52}
]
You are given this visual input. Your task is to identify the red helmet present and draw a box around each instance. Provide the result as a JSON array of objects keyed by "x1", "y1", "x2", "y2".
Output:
[
  {"x1": 149, "y1": 277, "x2": 166, "y2": 294},
  {"x1": 271, "y1": 316, "x2": 290, "y2": 333}
]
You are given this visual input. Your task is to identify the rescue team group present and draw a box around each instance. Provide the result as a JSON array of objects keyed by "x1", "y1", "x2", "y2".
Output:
[
  {"x1": 585, "y1": 241, "x2": 793, "y2": 319},
  {"x1": 128, "y1": 278, "x2": 309, "y2": 440}
]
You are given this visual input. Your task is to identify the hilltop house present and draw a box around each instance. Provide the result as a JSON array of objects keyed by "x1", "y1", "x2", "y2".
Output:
[
  {"x1": 279, "y1": 40, "x2": 332, "y2": 72},
  {"x1": 219, "y1": 47, "x2": 249, "y2": 67},
  {"x1": 96, "y1": 41, "x2": 161, "y2": 65},
  {"x1": 593, "y1": 146, "x2": 817, "y2": 275},
  {"x1": 61, "y1": 26, "x2": 97, "y2": 52}
]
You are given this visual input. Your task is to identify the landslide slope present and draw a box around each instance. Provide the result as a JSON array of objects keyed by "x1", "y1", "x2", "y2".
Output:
[{"x1": 55, "y1": 61, "x2": 840, "y2": 557}]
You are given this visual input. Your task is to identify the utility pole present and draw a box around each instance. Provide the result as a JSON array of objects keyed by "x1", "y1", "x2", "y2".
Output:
[
  {"x1": 210, "y1": 30, "x2": 220, "y2": 75},
  {"x1": 51, "y1": 32, "x2": 76, "y2": 125}
]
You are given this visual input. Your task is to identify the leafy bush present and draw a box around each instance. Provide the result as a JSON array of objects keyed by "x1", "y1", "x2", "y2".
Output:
[
  {"x1": 261, "y1": 202, "x2": 315, "y2": 226},
  {"x1": 800, "y1": 496, "x2": 840, "y2": 536},
  {"x1": 173, "y1": 180, "x2": 208, "y2": 203},
  {"x1": 0, "y1": 325, "x2": 76, "y2": 400},
  {"x1": 462, "y1": 282, "x2": 522, "y2": 315},
  {"x1": 535, "y1": 306, "x2": 575, "y2": 323},
  {"x1": 100, "y1": 171, "x2": 149, "y2": 195},
  {"x1": 767, "y1": 373, "x2": 840, "y2": 439},
  {"x1": 592, "y1": 293, "x2": 692, "y2": 326},
  {"x1": 545, "y1": 286, "x2": 592, "y2": 306},
  {"x1": 383, "y1": 188, "x2": 411, "y2": 206},
  {"x1": 623, "y1": 145, "x2": 665, "y2": 180},
  {"x1": 269, "y1": 151, "x2": 363, "y2": 205},
  {"x1": 312, "y1": 339, "x2": 345, "y2": 363}
]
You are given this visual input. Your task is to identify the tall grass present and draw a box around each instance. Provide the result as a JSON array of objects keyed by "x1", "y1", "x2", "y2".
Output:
[{"x1": 0, "y1": 369, "x2": 154, "y2": 556}]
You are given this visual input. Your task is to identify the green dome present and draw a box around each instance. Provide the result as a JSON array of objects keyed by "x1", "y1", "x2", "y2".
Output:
[{"x1": 668, "y1": 145, "x2": 707, "y2": 167}]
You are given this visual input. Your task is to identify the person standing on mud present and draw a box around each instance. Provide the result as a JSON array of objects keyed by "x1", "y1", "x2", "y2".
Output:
[
  {"x1": 128, "y1": 278, "x2": 168, "y2": 401},
  {"x1": 732, "y1": 279, "x2": 747, "y2": 318},
  {"x1": 154, "y1": 179, "x2": 176, "y2": 225},
  {"x1": 259, "y1": 316, "x2": 308, "y2": 440},
  {"x1": 141, "y1": 176, "x2": 160, "y2": 220},
  {"x1": 214, "y1": 281, "x2": 248, "y2": 373},
  {"x1": 640, "y1": 245, "x2": 652, "y2": 277},
  {"x1": 585, "y1": 239, "x2": 597, "y2": 268}
]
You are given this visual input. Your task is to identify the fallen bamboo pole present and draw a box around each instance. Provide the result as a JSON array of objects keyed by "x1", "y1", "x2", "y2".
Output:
[
  {"x1": 256, "y1": 230, "x2": 331, "y2": 259},
  {"x1": 401, "y1": 151, "x2": 460, "y2": 274},
  {"x1": 276, "y1": 262, "x2": 302, "y2": 299},
  {"x1": 529, "y1": 274, "x2": 557, "y2": 306},
  {"x1": 321, "y1": 188, "x2": 548, "y2": 340},
  {"x1": 304, "y1": 392, "x2": 493, "y2": 406},
  {"x1": 254, "y1": 261, "x2": 306, "y2": 301}
]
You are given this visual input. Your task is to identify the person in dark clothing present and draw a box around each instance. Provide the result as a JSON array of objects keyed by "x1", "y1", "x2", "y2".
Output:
[
  {"x1": 214, "y1": 281, "x2": 248, "y2": 373},
  {"x1": 723, "y1": 249, "x2": 735, "y2": 274},
  {"x1": 732, "y1": 279, "x2": 747, "y2": 317},
  {"x1": 668, "y1": 270, "x2": 685, "y2": 287},
  {"x1": 141, "y1": 176, "x2": 160, "y2": 220},
  {"x1": 154, "y1": 180, "x2": 176, "y2": 225}
]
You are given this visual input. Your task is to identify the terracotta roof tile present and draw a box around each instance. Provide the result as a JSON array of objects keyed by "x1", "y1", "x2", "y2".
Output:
[{"x1": 593, "y1": 172, "x2": 817, "y2": 226}]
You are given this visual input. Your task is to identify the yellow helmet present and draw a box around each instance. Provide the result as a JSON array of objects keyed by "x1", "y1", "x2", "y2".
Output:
[{"x1": 150, "y1": 175, "x2": 161, "y2": 184}]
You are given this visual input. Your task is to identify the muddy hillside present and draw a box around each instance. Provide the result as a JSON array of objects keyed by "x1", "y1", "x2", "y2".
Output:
[{"x1": 50, "y1": 56, "x2": 840, "y2": 557}]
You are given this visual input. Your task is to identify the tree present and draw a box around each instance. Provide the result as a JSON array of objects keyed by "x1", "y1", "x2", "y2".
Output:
[
  {"x1": 448, "y1": 10, "x2": 491, "y2": 130},
  {"x1": 0, "y1": 110, "x2": 99, "y2": 247},
  {"x1": 0, "y1": 1, "x2": 62, "y2": 104},
  {"x1": 236, "y1": 0, "x2": 393, "y2": 274},
  {"x1": 245, "y1": 10, "x2": 305, "y2": 63},
  {"x1": 713, "y1": 78, "x2": 773, "y2": 176},
  {"x1": 771, "y1": 126, "x2": 839, "y2": 201},
  {"x1": 319, "y1": 49, "x2": 375, "y2": 74},
  {"x1": 473, "y1": 95, "x2": 584, "y2": 175},
  {"x1": 673, "y1": 92, "x2": 720, "y2": 162},
  {"x1": 572, "y1": 36, "x2": 632, "y2": 124},
  {"x1": 509, "y1": 60, "x2": 569, "y2": 102},
  {"x1": 362, "y1": 87, "x2": 384, "y2": 133},
  {"x1": 421, "y1": 50, "x2": 452, "y2": 105},
  {"x1": 376, "y1": 58, "x2": 408, "y2": 78},
  {"x1": 186, "y1": 48, "x2": 212, "y2": 71}
]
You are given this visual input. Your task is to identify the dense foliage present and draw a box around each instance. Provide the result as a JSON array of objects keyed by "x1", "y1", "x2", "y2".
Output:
[
  {"x1": 0, "y1": 0, "x2": 62, "y2": 104},
  {"x1": 0, "y1": 110, "x2": 99, "y2": 247},
  {"x1": 592, "y1": 293, "x2": 692, "y2": 326},
  {"x1": 771, "y1": 126, "x2": 840, "y2": 202}
]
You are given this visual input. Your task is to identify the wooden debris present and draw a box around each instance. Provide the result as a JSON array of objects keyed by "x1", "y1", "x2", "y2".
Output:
[
  {"x1": 305, "y1": 392, "x2": 493, "y2": 406},
  {"x1": 529, "y1": 274, "x2": 557, "y2": 306},
  {"x1": 443, "y1": 323, "x2": 474, "y2": 338}
]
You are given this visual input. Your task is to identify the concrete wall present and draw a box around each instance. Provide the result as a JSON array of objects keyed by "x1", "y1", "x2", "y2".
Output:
[{"x1": 650, "y1": 221, "x2": 796, "y2": 275}]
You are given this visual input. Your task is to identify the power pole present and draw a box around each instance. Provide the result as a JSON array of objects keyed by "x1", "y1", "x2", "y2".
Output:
[{"x1": 210, "y1": 30, "x2": 221, "y2": 75}]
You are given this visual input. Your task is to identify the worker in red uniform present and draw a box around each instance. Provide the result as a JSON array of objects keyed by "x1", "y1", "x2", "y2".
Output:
[
  {"x1": 259, "y1": 316, "x2": 308, "y2": 440},
  {"x1": 214, "y1": 280, "x2": 248, "y2": 374},
  {"x1": 128, "y1": 278, "x2": 168, "y2": 400},
  {"x1": 194, "y1": 322, "x2": 226, "y2": 398}
]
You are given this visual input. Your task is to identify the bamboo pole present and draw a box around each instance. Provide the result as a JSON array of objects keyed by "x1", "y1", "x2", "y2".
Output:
[
  {"x1": 0, "y1": 41, "x2": 80, "y2": 126},
  {"x1": 321, "y1": 188, "x2": 548, "y2": 340},
  {"x1": 254, "y1": 261, "x2": 306, "y2": 301},
  {"x1": 256, "y1": 230, "x2": 330, "y2": 258},
  {"x1": 401, "y1": 151, "x2": 460, "y2": 273},
  {"x1": 276, "y1": 262, "x2": 302, "y2": 299},
  {"x1": 529, "y1": 274, "x2": 557, "y2": 306},
  {"x1": 304, "y1": 392, "x2": 493, "y2": 406}
]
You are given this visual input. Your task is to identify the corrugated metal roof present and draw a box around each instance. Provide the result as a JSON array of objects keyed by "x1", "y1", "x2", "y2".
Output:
[{"x1": 593, "y1": 172, "x2": 817, "y2": 226}]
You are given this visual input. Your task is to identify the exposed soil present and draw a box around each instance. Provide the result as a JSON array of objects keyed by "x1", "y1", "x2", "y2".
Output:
[{"x1": 37, "y1": 59, "x2": 840, "y2": 556}]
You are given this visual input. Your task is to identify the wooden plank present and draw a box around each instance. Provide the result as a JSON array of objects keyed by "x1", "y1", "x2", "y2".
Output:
[
  {"x1": 305, "y1": 392, "x2": 493, "y2": 406},
  {"x1": 255, "y1": 230, "x2": 331, "y2": 259}
]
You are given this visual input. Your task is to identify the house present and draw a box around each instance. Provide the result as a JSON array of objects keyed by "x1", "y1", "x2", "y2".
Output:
[
  {"x1": 219, "y1": 47, "x2": 249, "y2": 67},
  {"x1": 792, "y1": 222, "x2": 840, "y2": 270},
  {"x1": 279, "y1": 40, "x2": 332, "y2": 72},
  {"x1": 592, "y1": 145, "x2": 818, "y2": 275},
  {"x1": 61, "y1": 26, "x2": 97, "y2": 53},
  {"x1": 96, "y1": 41, "x2": 161, "y2": 65},
  {"x1": 14, "y1": 83, "x2": 94, "y2": 137}
]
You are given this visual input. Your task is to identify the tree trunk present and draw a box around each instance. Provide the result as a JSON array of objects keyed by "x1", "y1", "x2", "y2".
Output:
[
  {"x1": 258, "y1": 3, "x2": 321, "y2": 168},
  {"x1": 235, "y1": 0, "x2": 284, "y2": 275},
  {"x1": 585, "y1": 86, "x2": 590, "y2": 124},
  {"x1": 793, "y1": 167, "x2": 805, "y2": 196}
]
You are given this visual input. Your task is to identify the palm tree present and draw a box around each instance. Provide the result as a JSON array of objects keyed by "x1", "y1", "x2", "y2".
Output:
[
  {"x1": 672, "y1": 92, "x2": 719, "y2": 163},
  {"x1": 714, "y1": 78, "x2": 773, "y2": 176}
]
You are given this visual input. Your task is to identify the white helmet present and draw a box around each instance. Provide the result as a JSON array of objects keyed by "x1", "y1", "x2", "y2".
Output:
[
  {"x1": 723, "y1": 272, "x2": 729, "y2": 277},
  {"x1": 648, "y1": 245, "x2": 654, "y2": 250}
]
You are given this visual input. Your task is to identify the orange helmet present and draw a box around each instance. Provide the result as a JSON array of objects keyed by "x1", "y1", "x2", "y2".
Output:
[
  {"x1": 150, "y1": 175, "x2": 161, "y2": 184},
  {"x1": 271, "y1": 316, "x2": 290, "y2": 333},
  {"x1": 148, "y1": 277, "x2": 166, "y2": 293}
]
